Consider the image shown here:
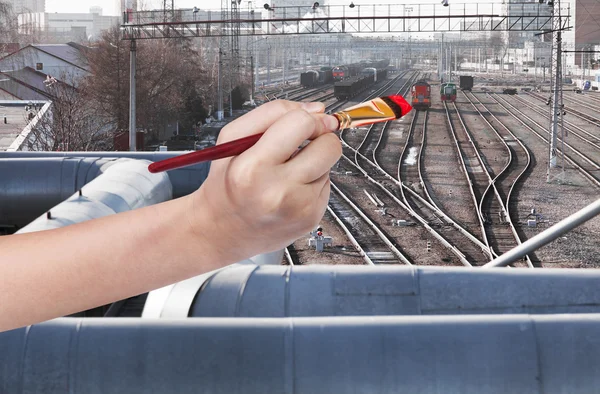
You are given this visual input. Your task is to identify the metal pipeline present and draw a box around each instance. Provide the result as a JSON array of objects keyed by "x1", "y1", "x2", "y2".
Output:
[
  {"x1": 186, "y1": 265, "x2": 600, "y2": 318},
  {"x1": 16, "y1": 159, "x2": 172, "y2": 234},
  {"x1": 0, "y1": 154, "x2": 209, "y2": 228},
  {"x1": 2, "y1": 315, "x2": 600, "y2": 393}
]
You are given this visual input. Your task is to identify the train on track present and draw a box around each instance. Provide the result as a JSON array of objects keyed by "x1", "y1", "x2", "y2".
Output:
[
  {"x1": 333, "y1": 67, "x2": 388, "y2": 100},
  {"x1": 459, "y1": 75, "x2": 474, "y2": 91},
  {"x1": 440, "y1": 83, "x2": 457, "y2": 102},
  {"x1": 300, "y1": 67, "x2": 333, "y2": 87},
  {"x1": 332, "y1": 59, "x2": 390, "y2": 81},
  {"x1": 411, "y1": 80, "x2": 431, "y2": 110}
]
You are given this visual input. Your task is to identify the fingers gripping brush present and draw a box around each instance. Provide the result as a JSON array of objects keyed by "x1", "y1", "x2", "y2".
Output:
[{"x1": 148, "y1": 95, "x2": 413, "y2": 173}]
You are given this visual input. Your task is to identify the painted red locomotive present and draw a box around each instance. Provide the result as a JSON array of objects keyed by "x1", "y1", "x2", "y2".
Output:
[{"x1": 411, "y1": 80, "x2": 431, "y2": 111}]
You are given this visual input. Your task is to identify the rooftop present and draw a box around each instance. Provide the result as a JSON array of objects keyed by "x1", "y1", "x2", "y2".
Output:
[
  {"x1": 32, "y1": 43, "x2": 89, "y2": 71},
  {"x1": 0, "y1": 101, "x2": 49, "y2": 151}
]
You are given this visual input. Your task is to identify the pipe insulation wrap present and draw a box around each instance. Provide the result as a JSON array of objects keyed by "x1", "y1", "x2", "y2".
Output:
[
  {"x1": 17, "y1": 159, "x2": 172, "y2": 234},
  {"x1": 0, "y1": 154, "x2": 209, "y2": 227},
  {"x1": 2, "y1": 315, "x2": 600, "y2": 393},
  {"x1": 189, "y1": 265, "x2": 600, "y2": 317},
  {"x1": 0, "y1": 158, "x2": 116, "y2": 227}
]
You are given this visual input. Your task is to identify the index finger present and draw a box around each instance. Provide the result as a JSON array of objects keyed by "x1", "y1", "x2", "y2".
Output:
[
  {"x1": 247, "y1": 109, "x2": 338, "y2": 166},
  {"x1": 217, "y1": 100, "x2": 325, "y2": 144}
]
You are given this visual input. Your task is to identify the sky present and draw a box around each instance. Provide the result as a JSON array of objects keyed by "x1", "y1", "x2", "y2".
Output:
[
  {"x1": 46, "y1": 0, "x2": 498, "y2": 16},
  {"x1": 46, "y1": 0, "x2": 224, "y2": 15}
]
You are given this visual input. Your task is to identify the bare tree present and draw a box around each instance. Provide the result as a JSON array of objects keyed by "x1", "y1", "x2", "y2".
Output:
[
  {"x1": 0, "y1": 1, "x2": 18, "y2": 43},
  {"x1": 85, "y1": 27, "x2": 211, "y2": 142},
  {"x1": 26, "y1": 76, "x2": 115, "y2": 151}
]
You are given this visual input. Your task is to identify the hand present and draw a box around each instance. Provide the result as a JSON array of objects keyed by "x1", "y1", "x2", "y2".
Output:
[{"x1": 189, "y1": 100, "x2": 341, "y2": 262}]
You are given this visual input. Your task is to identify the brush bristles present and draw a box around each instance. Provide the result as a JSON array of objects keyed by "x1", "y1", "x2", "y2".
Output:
[{"x1": 380, "y1": 96, "x2": 405, "y2": 119}]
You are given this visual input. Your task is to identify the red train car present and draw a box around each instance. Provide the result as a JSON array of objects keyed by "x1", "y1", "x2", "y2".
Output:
[{"x1": 411, "y1": 80, "x2": 431, "y2": 111}]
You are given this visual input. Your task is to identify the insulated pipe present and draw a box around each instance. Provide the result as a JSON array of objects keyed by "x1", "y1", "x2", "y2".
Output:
[
  {"x1": 0, "y1": 158, "x2": 117, "y2": 228},
  {"x1": 143, "y1": 249, "x2": 285, "y2": 319},
  {"x1": 187, "y1": 265, "x2": 600, "y2": 318},
  {"x1": 0, "y1": 155, "x2": 209, "y2": 227},
  {"x1": 16, "y1": 159, "x2": 172, "y2": 234},
  {"x1": 0, "y1": 152, "x2": 210, "y2": 197},
  {"x1": 3, "y1": 315, "x2": 600, "y2": 393}
]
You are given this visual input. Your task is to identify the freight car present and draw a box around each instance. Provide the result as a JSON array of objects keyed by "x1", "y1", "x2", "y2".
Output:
[
  {"x1": 318, "y1": 67, "x2": 333, "y2": 84},
  {"x1": 300, "y1": 70, "x2": 319, "y2": 87},
  {"x1": 359, "y1": 67, "x2": 388, "y2": 83},
  {"x1": 440, "y1": 83, "x2": 457, "y2": 102},
  {"x1": 459, "y1": 75, "x2": 474, "y2": 91},
  {"x1": 300, "y1": 68, "x2": 333, "y2": 87},
  {"x1": 411, "y1": 80, "x2": 431, "y2": 110},
  {"x1": 334, "y1": 75, "x2": 373, "y2": 100}
]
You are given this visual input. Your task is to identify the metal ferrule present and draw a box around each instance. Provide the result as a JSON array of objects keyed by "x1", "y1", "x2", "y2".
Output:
[{"x1": 333, "y1": 111, "x2": 353, "y2": 130}]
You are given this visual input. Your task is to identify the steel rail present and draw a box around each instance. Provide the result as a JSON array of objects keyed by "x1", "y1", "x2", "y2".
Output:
[
  {"x1": 492, "y1": 94, "x2": 600, "y2": 188},
  {"x1": 324, "y1": 204, "x2": 375, "y2": 266},
  {"x1": 534, "y1": 91, "x2": 600, "y2": 129},
  {"x1": 330, "y1": 181, "x2": 410, "y2": 265},
  {"x1": 518, "y1": 93, "x2": 600, "y2": 147},
  {"x1": 485, "y1": 198, "x2": 600, "y2": 267},
  {"x1": 338, "y1": 153, "x2": 471, "y2": 266},
  {"x1": 463, "y1": 91, "x2": 534, "y2": 267},
  {"x1": 443, "y1": 101, "x2": 492, "y2": 256}
]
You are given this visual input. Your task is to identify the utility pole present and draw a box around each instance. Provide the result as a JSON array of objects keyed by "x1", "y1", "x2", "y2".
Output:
[
  {"x1": 163, "y1": 0, "x2": 174, "y2": 22},
  {"x1": 217, "y1": 49, "x2": 224, "y2": 120},
  {"x1": 267, "y1": 44, "x2": 271, "y2": 84},
  {"x1": 547, "y1": 0, "x2": 565, "y2": 180},
  {"x1": 219, "y1": 0, "x2": 230, "y2": 119},
  {"x1": 250, "y1": 54, "x2": 255, "y2": 105},
  {"x1": 129, "y1": 39, "x2": 136, "y2": 151}
]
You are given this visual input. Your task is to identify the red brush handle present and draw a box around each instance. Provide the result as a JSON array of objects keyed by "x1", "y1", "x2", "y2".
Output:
[{"x1": 148, "y1": 133, "x2": 264, "y2": 173}]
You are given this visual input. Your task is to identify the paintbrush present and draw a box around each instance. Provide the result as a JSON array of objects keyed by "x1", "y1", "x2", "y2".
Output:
[{"x1": 148, "y1": 95, "x2": 412, "y2": 173}]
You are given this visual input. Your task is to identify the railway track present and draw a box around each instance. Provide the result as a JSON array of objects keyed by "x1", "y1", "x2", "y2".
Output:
[
  {"x1": 339, "y1": 73, "x2": 483, "y2": 266},
  {"x1": 517, "y1": 93, "x2": 600, "y2": 146},
  {"x1": 444, "y1": 101, "x2": 493, "y2": 256},
  {"x1": 491, "y1": 93, "x2": 600, "y2": 188},
  {"x1": 287, "y1": 84, "x2": 334, "y2": 101},
  {"x1": 462, "y1": 92, "x2": 535, "y2": 266},
  {"x1": 329, "y1": 181, "x2": 409, "y2": 265},
  {"x1": 285, "y1": 72, "x2": 411, "y2": 265},
  {"x1": 546, "y1": 92, "x2": 600, "y2": 127}
]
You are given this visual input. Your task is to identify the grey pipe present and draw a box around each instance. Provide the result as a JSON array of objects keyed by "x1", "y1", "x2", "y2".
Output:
[
  {"x1": 187, "y1": 265, "x2": 600, "y2": 318},
  {"x1": 0, "y1": 152, "x2": 210, "y2": 197},
  {"x1": 143, "y1": 249, "x2": 285, "y2": 319},
  {"x1": 484, "y1": 198, "x2": 600, "y2": 267},
  {"x1": 16, "y1": 159, "x2": 172, "y2": 234},
  {"x1": 0, "y1": 155, "x2": 209, "y2": 227},
  {"x1": 2, "y1": 315, "x2": 600, "y2": 393},
  {"x1": 0, "y1": 158, "x2": 116, "y2": 228}
]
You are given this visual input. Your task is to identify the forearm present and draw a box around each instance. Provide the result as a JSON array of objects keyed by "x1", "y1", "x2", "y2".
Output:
[{"x1": 0, "y1": 194, "x2": 225, "y2": 332}]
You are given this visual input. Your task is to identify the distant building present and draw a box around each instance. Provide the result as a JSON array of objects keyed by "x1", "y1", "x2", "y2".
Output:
[
  {"x1": 90, "y1": 6, "x2": 103, "y2": 16},
  {"x1": 0, "y1": 43, "x2": 89, "y2": 81},
  {"x1": 18, "y1": 12, "x2": 120, "y2": 42},
  {"x1": 0, "y1": 99, "x2": 51, "y2": 151},
  {"x1": 572, "y1": 0, "x2": 600, "y2": 67},
  {"x1": 6, "y1": 0, "x2": 45, "y2": 14},
  {"x1": 504, "y1": 0, "x2": 552, "y2": 49}
]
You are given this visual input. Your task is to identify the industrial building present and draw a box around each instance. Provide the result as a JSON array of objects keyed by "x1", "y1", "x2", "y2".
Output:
[{"x1": 17, "y1": 10, "x2": 120, "y2": 42}]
